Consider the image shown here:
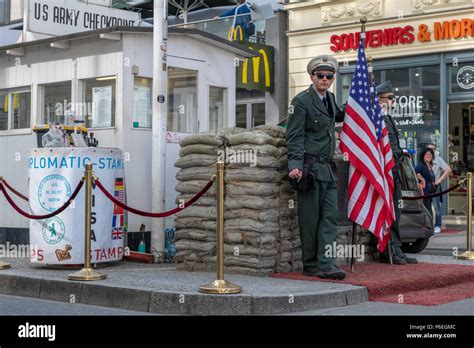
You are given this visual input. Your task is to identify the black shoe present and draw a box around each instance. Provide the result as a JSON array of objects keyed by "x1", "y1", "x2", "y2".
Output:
[
  {"x1": 315, "y1": 265, "x2": 346, "y2": 280},
  {"x1": 302, "y1": 267, "x2": 320, "y2": 277},
  {"x1": 380, "y1": 255, "x2": 407, "y2": 265},
  {"x1": 400, "y1": 254, "x2": 418, "y2": 264}
]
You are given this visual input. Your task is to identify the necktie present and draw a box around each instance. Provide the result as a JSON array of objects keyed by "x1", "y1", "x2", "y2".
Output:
[{"x1": 322, "y1": 96, "x2": 328, "y2": 111}]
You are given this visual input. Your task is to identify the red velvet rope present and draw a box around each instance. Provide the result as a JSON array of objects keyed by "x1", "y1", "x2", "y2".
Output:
[
  {"x1": 94, "y1": 176, "x2": 216, "y2": 218},
  {"x1": 0, "y1": 180, "x2": 84, "y2": 220},
  {"x1": 403, "y1": 183, "x2": 461, "y2": 201},
  {"x1": 2, "y1": 179, "x2": 29, "y2": 202}
]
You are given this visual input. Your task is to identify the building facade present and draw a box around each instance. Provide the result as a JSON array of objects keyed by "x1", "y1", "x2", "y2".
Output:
[{"x1": 286, "y1": 0, "x2": 474, "y2": 214}]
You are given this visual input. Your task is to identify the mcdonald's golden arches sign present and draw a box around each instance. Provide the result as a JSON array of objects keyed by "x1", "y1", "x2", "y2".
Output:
[{"x1": 236, "y1": 42, "x2": 274, "y2": 92}]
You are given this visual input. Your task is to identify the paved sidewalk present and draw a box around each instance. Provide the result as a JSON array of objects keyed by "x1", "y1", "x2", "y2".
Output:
[{"x1": 0, "y1": 258, "x2": 367, "y2": 315}]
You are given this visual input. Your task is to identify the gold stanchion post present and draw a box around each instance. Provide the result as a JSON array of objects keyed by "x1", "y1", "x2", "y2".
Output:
[
  {"x1": 68, "y1": 164, "x2": 107, "y2": 280},
  {"x1": 0, "y1": 177, "x2": 11, "y2": 270},
  {"x1": 199, "y1": 162, "x2": 241, "y2": 294},
  {"x1": 457, "y1": 172, "x2": 474, "y2": 260}
]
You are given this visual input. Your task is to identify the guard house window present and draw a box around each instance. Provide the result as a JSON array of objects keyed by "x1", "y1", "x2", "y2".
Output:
[
  {"x1": 0, "y1": 92, "x2": 7, "y2": 130},
  {"x1": 209, "y1": 86, "x2": 228, "y2": 131},
  {"x1": 41, "y1": 82, "x2": 72, "y2": 126},
  {"x1": 168, "y1": 67, "x2": 198, "y2": 133},
  {"x1": 84, "y1": 76, "x2": 116, "y2": 128},
  {"x1": 341, "y1": 65, "x2": 440, "y2": 162},
  {"x1": 0, "y1": 89, "x2": 31, "y2": 131},
  {"x1": 0, "y1": 0, "x2": 6, "y2": 25},
  {"x1": 133, "y1": 77, "x2": 152, "y2": 128},
  {"x1": 9, "y1": 0, "x2": 22, "y2": 22}
]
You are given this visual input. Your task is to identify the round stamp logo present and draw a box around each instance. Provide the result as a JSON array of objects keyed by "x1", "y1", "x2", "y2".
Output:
[
  {"x1": 42, "y1": 216, "x2": 66, "y2": 245},
  {"x1": 38, "y1": 174, "x2": 72, "y2": 212},
  {"x1": 457, "y1": 66, "x2": 474, "y2": 90}
]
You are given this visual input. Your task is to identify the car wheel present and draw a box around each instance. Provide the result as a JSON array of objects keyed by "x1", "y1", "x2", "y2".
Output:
[{"x1": 401, "y1": 238, "x2": 430, "y2": 254}]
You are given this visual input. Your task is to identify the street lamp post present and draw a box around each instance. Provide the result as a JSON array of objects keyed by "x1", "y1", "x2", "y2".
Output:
[{"x1": 151, "y1": 0, "x2": 169, "y2": 261}]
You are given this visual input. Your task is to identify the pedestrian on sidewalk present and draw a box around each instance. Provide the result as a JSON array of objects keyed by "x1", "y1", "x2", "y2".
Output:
[{"x1": 427, "y1": 143, "x2": 452, "y2": 234}]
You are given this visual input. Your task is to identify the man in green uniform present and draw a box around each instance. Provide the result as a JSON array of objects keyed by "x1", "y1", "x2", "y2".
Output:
[
  {"x1": 286, "y1": 55, "x2": 346, "y2": 279},
  {"x1": 377, "y1": 80, "x2": 417, "y2": 265}
]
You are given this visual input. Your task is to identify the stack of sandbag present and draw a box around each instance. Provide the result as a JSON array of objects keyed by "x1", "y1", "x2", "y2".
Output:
[
  {"x1": 252, "y1": 125, "x2": 302, "y2": 273},
  {"x1": 218, "y1": 127, "x2": 284, "y2": 276},
  {"x1": 174, "y1": 128, "x2": 245, "y2": 271}
]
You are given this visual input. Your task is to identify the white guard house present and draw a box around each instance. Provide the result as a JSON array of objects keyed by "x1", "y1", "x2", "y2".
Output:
[{"x1": 0, "y1": 26, "x2": 256, "y2": 250}]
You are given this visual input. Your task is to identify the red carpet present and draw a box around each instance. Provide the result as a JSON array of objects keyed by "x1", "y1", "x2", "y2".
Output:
[{"x1": 271, "y1": 263, "x2": 474, "y2": 306}]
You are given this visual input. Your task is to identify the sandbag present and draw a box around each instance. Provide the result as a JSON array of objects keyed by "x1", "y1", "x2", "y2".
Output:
[
  {"x1": 179, "y1": 144, "x2": 219, "y2": 157},
  {"x1": 175, "y1": 239, "x2": 215, "y2": 253},
  {"x1": 176, "y1": 167, "x2": 215, "y2": 181},
  {"x1": 225, "y1": 195, "x2": 279, "y2": 210},
  {"x1": 224, "y1": 208, "x2": 279, "y2": 222},
  {"x1": 229, "y1": 144, "x2": 280, "y2": 157},
  {"x1": 176, "y1": 194, "x2": 216, "y2": 207},
  {"x1": 175, "y1": 206, "x2": 216, "y2": 219},
  {"x1": 228, "y1": 131, "x2": 279, "y2": 147},
  {"x1": 175, "y1": 180, "x2": 216, "y2": 195},
  {"x1": 224, "y1": 231, "x2": 276, "y2": 247},
  {"x1": 175, "y1": 154, "x2": 217, "y2": 168},
  {"x1": 227, "y1": 182, "x2": 280, "y2": 196},
  {"x1": 224, "y1": 245, "x2": 277, "y2": 257},
  {"x1": 226, "y1": 167, "x2": 281, "y2": 183},
  {"x1": 175, "y1": 217, "x2": 216, "y2": 230},
  {"x1": 252, "y1": 125, "x2": 286, "y2": 139},
  {"x1": 225, "y1": 219, "x2": 279, "y2": 233},
  {"x1": 175, "y1": 229, "x2": 216, "y2": 242},
  {"x1": 227, "y1": 155, "x2": 279, "y2": 169}
]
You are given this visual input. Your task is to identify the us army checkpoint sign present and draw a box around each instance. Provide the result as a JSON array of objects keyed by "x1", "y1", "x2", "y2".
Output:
[{"x1": 28, "y1": 148, "x2": 127, "y2": 265}]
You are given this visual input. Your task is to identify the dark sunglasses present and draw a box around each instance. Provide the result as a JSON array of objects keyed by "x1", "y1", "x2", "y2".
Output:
[
  {"x1": 380, "y1": 95, "x2": 395, "y2": 100},
  {"x1": 314, "y1": 73, "x2": 334, "y2": 80}
]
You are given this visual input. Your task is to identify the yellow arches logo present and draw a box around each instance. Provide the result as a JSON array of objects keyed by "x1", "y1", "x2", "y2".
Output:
[
  {"x1": 242, "y1": 47, "x2": 271, "y2": 88},
  {"x1": 236, "y1": 42, "x2": 274, "y2": 92},
  {"x1": 227, "y1": 26, "x2": 244, "y2": 41}
]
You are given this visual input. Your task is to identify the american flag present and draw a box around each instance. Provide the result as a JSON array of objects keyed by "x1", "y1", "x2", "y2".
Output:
[{"x1": 339, "y1": 36, "x2": 395, "y2": 252}]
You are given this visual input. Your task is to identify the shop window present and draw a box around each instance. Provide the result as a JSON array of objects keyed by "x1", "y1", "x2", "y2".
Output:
[
  {"x1": 84, "y1": 77, "x2": 116, "y2": 128},
  {"x1": 209, "y1": 86, "x2": 227, "y2": 131},
  {"x1": 235, "y1": 101, "x2": 265, "y2": 129},
  {"x1": 133, "y1": 77, "x2": 152, "y2": 129},
  {"x1": 167, "y1": 67, "x2": 198, "y2": 133},
  {"x1": 41, "y1": 82, "x2": 72, "y2": 126},
  {"x1": 341, "y1": 65, "x2": 440, "y2": 162},
  {"x1": 450, "y1": 62, "x2": 474, "y2": 94},
  {"x1": 0, "y1": 89, "x2": 31, "y2": 131}
]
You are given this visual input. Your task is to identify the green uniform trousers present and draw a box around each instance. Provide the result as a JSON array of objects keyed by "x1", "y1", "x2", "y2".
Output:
[
  {"x1": 383, "y1": 176, "x2": 403, "y2": 257},
  {"x1": 297, "y1": 180, "x2": 338, "y2": 270}
]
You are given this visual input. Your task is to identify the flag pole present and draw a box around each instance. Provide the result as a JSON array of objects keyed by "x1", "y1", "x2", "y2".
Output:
[
  {"x1": 350, "y1": 17, "x2": 370, "y2": 273},
  {"x1": 361, "y1": 16, "x2": 393, "y2": 265}
]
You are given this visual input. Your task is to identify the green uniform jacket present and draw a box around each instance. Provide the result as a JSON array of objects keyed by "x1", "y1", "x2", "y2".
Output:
[
  {"x1": 286, "y1": 85, "x2": 345, "y2": 182},
  {"x1": 384, "y1": 113, "x2": 403, "y2": 178}
]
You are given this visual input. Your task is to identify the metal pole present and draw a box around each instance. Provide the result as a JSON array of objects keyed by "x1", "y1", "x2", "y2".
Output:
[
  {"x1": 0, "y1": 177, "x2": 11, "y2": 269},
  {"x1": 68, "y1": 164, "x2": 106, "y2": 281},
  {"x1": 199, "y1": 162, "x2": 241, "y2": 294},
  {"x1": 457, "y1": 172, "x2": 474, "y2": 260},
  {"x1": 151, "y1": 0, "x2": 168, "y2": 261},
  {"x1": 23, "y1": 0, "x2": 29, "y2": 43},
  {"x1": 350, "y1": 222, "x2": 356, "y2": 273}
]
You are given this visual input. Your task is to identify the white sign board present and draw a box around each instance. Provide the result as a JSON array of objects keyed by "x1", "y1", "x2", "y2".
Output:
[
  {"x1": 29, "y1": 0, "x2": 141, "y2": 36},
  {"x1": 28, "y1": 148, "x2": 127, "y2": 265},
  {"x1": 92, "y1": 86, "x2": 113, "y2": 128}
]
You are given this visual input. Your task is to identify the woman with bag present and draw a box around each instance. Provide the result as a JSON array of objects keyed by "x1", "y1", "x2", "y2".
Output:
[{"x1": 415, "y1": 147, "x2": 437, "y2": 217}]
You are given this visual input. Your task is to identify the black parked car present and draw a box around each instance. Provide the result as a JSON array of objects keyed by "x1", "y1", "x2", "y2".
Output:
[{"x1": 398, "y1": 152, "x2": 434, "y2": 253}]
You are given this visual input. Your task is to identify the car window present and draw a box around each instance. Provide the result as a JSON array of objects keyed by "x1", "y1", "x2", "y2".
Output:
[{"x1": 399, "y1": 155, "x2": 419, "y2": 191}]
